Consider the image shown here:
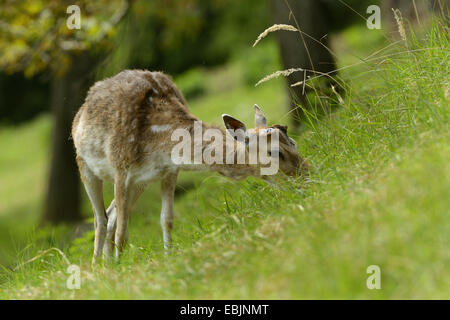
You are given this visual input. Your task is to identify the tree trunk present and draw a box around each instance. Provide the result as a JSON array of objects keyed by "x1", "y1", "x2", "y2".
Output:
[
  {"x1": 382, "y1": 0, "x2": 445, "y2": 33},
  {"x1": 270, "y1": 0, "x2": 337, "y2": 127},
  {"x1": 44, "y1": 53, "x2": 96, "y2": 224}
]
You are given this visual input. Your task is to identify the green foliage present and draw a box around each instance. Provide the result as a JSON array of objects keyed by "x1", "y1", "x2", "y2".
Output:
[
  {"x1": 0, "y1": 0, "x2": 127, "y2": 77},
  {"x1": 0, "y1": 0, "x2": 270, "y2": 122},
  {"x1": 174, "y1": 68, "x2": 208, "y2": 100},
  {"x1": 237, "y1": 41, "x2": 280, "y2": 86},
  {"x1": 0, "y1": 72, "x2": 49, "y2": 124},
  {"x1": 98, "y1": 0, "x2": 270, "y2": 77}
]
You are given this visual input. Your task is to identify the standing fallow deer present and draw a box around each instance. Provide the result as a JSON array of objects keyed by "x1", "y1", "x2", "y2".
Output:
[{"x1": 72, "y1": 69, "x2": 309, "y2": 263}]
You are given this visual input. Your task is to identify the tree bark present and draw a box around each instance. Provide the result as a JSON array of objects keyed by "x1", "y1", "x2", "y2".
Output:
[
  {"x1": 270, "y1": 0, "x2": 337, "y2": 127},
  {"x1": 44, "y1": 53, "x2": 96, "y2": 224},
  {"x1": 382, "y1": 0, "x2": 445, "y2": 32}
]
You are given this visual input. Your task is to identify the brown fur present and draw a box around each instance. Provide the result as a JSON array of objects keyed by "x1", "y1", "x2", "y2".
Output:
[{"x1": 72, "y1": 70, "x2": 197, "y2": 171}]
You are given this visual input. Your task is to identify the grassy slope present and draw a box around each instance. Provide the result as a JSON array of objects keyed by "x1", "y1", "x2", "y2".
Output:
[
  {"x1": 0, "y1": 117, "x2": 51, "y2": 267},
  {"x1": 0, "y1": 22, "x2": 448, "y2": 299}
]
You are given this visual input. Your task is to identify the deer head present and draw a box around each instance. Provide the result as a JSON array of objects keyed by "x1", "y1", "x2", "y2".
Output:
[{"x1": 222, "y1": 104, "x2": 309, "y2": 178}]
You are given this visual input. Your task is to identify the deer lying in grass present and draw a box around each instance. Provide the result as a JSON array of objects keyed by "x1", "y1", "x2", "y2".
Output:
[{"x1": 72, "y1": 70, "x2": 309, "y2": 263}]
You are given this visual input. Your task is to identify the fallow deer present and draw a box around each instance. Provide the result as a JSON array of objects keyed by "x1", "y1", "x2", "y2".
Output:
[{"x1": 72, "y1": 69, "x2": 308, "y2": 263}]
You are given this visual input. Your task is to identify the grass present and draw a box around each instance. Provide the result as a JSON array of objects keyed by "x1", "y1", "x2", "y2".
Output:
[{"x1": 0, "y1": 19, "x2": 448, "y2": 299}]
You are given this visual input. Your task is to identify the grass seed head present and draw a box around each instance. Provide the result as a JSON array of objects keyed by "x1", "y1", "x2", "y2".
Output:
[{"x1": 253, "y1": 24, "x2": 298, "y2": 47}]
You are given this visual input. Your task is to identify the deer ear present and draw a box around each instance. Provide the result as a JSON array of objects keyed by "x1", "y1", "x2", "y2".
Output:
[
  {"x1": 222, "y1": 114, "x2": 247, "y2": 132},
  {"x1": 254, "y1": 104, "x2": 267, "y2": 128}
]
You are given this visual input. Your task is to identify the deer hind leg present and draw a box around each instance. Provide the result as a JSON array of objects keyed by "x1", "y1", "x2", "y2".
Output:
[
  {"x1": 77, "y1": 158, "x2": 107, "y2": 265},
  {"x1": 160, "y1": 171, "x2": 178, "y2": 254},
  {"x1": 103, "y1": 199, "x2": 116, "y2": 261},
  {"x1": 113, "y1": 174, "x2": 131, "y2": 261},
  {"x1": 113, "y1": 175, "x2": 149, "y2": 261},
  {"x1": 103, "y1": 183, "x2": 147, "y2": 261}
]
